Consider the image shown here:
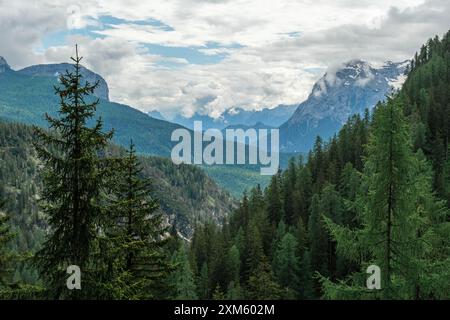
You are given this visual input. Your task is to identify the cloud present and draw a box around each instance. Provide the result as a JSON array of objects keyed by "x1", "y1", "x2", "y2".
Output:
[{"x1": 1, "y1": 0, "x2": 449, "y2": 118}]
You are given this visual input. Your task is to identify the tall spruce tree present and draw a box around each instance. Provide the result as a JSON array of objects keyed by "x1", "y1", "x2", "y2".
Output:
[
  {"x1": 246, "y1": 256, "x2": 281, "y2": 299},
  {"x1": 272, "y1": 232, "x2": 300, "y2": 299},
  {"x1": 104, "y1": 141, "x2": 171, "y2": 299},
  {"x1": 0, "y1": 199, "x2": 14, "y2": 293},
  {"x1": 34, "y1": 46, "x2": 113, "y2": 299},
  {"x1": 169, "y1": 244, "x2": 197, "y2": 300},
  {"x1": 308, "y1": 194, "x2": 329, "y2": 296}
]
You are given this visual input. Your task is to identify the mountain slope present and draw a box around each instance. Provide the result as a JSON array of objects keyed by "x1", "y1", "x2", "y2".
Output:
[
  {"x1": 280, "y1": 60, "x2": 409, "y2": 152},
  {"x1": 0, "y1": 58, "x2": 187, "y2": 157},
  {"x1": 0, "y1": 58, "x2": 279, "y2": 197},
  {"x1": 17, "y1": 63, "x2": 110, "y2": 101},
  {"x1": 0, "y1": 120, "x2": 234, "y2": 249}
]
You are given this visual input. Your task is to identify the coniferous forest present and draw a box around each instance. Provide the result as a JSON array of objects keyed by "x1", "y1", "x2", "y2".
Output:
[{"x1": 0, "y1": 28, "x2": 449, "y2": 301}]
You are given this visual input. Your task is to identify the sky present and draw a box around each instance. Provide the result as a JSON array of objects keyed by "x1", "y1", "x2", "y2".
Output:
[{"x1": 1, "y1": 0, "x2": 449, "y2": 118}]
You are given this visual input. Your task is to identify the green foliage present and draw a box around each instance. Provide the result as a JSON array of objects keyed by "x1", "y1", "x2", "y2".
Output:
[
  {"x1": 188, "y1": 31, "x2": 450, "y2": 301},
  {"x1": 33, "y1": 48, "x2": 114, "y2": 299},
  {"x1": 169, "y1": 244, "x2": 198, "y2": 300},
  {"x1": 246, "y1": 256, "x2": 281, "y2": 300},
  {"x1": 322, "y1": 98, "x2": 450, "y2": 299},
  {"x1": 0, "y1": 199, "x2": 14, "y2": 289},
  {"x1": 272, "y1": 233, "x2": 300, "y2": 299},
  {"x1": 100, "y1": 142, "x2": 172, "y2": 299}
]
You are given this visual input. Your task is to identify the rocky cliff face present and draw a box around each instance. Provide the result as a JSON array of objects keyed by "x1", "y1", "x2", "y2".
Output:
[
  {"x1": 17, "y1": 63, "x2": 110, "y2": 101},
  {"x1": 280, "y1": 60, "x2": 409, "y2": 152},
  {"x1": 0, "y1": 56, "x2": 11, "y2": 73}
]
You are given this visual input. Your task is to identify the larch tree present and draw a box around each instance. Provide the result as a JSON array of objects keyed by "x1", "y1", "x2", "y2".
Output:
[{"x1": 321, "y1": 98, "x2": 450, "y2": 299}]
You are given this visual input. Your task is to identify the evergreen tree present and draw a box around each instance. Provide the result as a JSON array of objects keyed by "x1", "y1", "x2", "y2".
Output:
[
  {"x1": 0, "y1": 199, "x2": 14, "y2": 292},
  {"x1": 266, "y1": 173, "x2": 283, "y2": 224},
  {"x1": 34, "y1": 47, "x2": 113, "y2": 299},
  {"x1": 197, "y1": 262, "x2": 210, "y2": 299},
  {"x1": 226, "y1": 281, "x2": 242, "y2": 300},
  {"x1": 169, "y1": 244, "x2": 197, "y2": 300},
  {"x1": 272, "y1": 233, "x2": 300, "y2": 299},
  {"x1": 243, "y1": 219, "x2": 264, "y2": 281},
  {"x1": 308, "y1": 194, "x2": 329, "y2": 296},
  {"x1": 321, "y1": 99, "x2": 450, "y2": 299},
  {"x1": 103, "y1": 141, "x2": 171, "y2": 299},
  {"x1": 283, "y1": 159, "x2": 297, "y2": 225},
  {"x1": 212, "y1": 284, "x2": 226, "y2": 300},
  {"x1": 224, "y1": 245, "x2": 240, "y2": 287},
  {"x1": 293, "y1": 166, "x2": 312, "y2": 226},
  {"x1": 246, "y1": 256, "x2": 281, "y2": 299},
  {"x1": 298, "y1": 251, "x2": 314, "y2": 299}
]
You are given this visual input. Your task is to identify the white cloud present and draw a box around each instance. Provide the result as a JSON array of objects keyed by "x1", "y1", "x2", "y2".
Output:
[{"x1": 1, "y1": 0, "x2": 449, "y2": 117}]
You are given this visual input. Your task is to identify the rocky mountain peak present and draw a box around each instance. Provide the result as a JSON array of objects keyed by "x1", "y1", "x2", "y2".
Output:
[
  {"x1": 280, "y1": 59, "x2": 409, "y2": 153},
  {"x1": 0, "y1": 56, "x2": 11, "y2": 73},
  {"x1": 17, "y1": 63, "x2": 110, "y2": 101}
]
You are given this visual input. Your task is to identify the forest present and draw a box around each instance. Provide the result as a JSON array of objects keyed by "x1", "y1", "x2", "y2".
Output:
[
  {"x1": 0, "y1": 32, "x2": 449, "y2": 299},
  {"x1": 186, "y1": 32, "x2": 450, "y2": 300}
]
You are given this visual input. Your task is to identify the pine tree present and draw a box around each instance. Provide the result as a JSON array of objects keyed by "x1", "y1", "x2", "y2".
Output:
[
  {"x1": 308, "y1": 194, "x2": 329, "y2": 296},
  {"x1": 197, "y1": 262, "x2": 210, "y2": 299},
  {"x1": 212, "y1": 284, "x2": 226, "y2": 300},
  {"x1": 169, "y1": 244, "x2": 197, "y2": 300},
  {"x1": 226, "y1": 281, "x2": 242, "y2": 300},
  {"x1": 0, "y1": 199, "x2": 14, "y2": 292},
  {"x1": 266, "y1": 173, "x2": 283, "y2": 224},
  {"x1": 103, "y1": 141, "x2": 171, "y2": 299},
  {"x1": 298, "y1": 250, "x2": 314, "y2": 299},
  {"x1": 243, "y1": 219, "x2": 264, "y2": 281},
  {"x1": 34, "y1": 47, "x2": 113, "y2": 299},
  {"x1": 283, "y1": 159, "x2": 297, "y2": 225},
  {"x1": 224, "y1": 245, "x2": 240, "y2": 287},
  {"x1": 272, "y1": 232, "x2": 300, "y2": 299},
  {"x1": 293, "y1": 166, "x2": 312, "y2": 226},
  {"x1": 246, "y1": 256, "x2": 281, "y2": 299}
]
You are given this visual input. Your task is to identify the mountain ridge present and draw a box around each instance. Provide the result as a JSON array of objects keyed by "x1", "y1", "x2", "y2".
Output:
[{"x1": 280, "y1": 59, "x2": 409, "y2": 152}]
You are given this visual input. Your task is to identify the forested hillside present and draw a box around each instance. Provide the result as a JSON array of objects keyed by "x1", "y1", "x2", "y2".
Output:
[
  {"x1": 0, "y1": 30, "x2": 449, "y2": 301},
  {"x1": 0, "y1": 119, "x2": 234, "y2": 287},
  {"x1": 184, "y1": 32, "x2": 450, "y2": 300}
]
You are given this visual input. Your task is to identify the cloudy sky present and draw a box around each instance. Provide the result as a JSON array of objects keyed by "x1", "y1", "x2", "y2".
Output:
[{"x1": 1, "y1": 0, "x2": 449, "y2": 118}]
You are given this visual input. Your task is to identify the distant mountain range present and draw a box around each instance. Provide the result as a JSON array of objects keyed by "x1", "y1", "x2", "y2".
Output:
[
  {"x1": 279, "y1": 60, "x2": 409, "y2": 152},
  {"x1": 149, "y1": 104, "x2": 297, "y2": 130},
  {"x1": 0, "y1": 56, "x2": 274, "y2": 197},
  {"x1": 0, "y1": 55, "x2": 410, "y2": 198},
  {"x1": 150, "y1": 59, "x2": 409, "y2": 154}
]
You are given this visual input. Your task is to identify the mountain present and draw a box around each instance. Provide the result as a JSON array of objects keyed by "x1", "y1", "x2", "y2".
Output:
[
  {"x1": 0, "y1": 57, "x2": 279, "y2": 198},
  {"x1": 0, "y1": 56, "x2": 10, "y2": 73},
  {"x1": 0, "y1": 57, "x2": 187, "y2": 156},
  {"x1": 280, "y1": 60, "x2": 409, "y2": 152},
  {"x1": 18, "y1": 63, "x2": 110, "y2": 101},
  {"x1": 154, "y1": 104, "x2": 297, "y2": 130}
]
